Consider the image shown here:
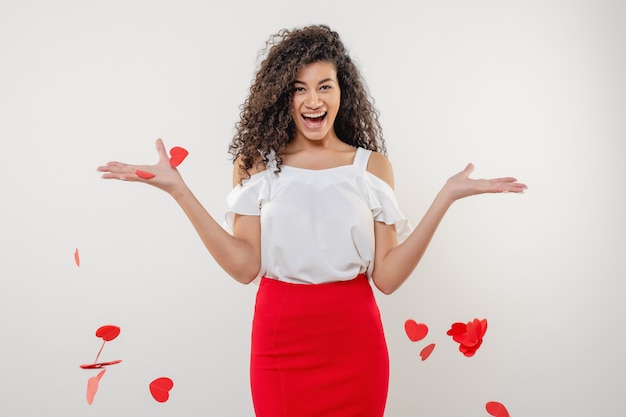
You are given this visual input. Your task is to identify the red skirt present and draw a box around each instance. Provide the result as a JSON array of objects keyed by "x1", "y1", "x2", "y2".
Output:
[{"x1": 250, "y1": 274, "x2": 389, "y2": 417}]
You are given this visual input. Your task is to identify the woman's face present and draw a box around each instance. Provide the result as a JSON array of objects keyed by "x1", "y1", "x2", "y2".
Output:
[{"x1": 291, "y1": 61, "x2": 341, "y2": 143}]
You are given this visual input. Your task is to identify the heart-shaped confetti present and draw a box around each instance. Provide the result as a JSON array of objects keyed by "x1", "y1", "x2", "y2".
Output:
[
  {"x1": 74, "y1": 248, "x2": 80, "y2": 267},
  {"x1": 419, "y1": 343, "x2": 436, "y2": 361},
  {"x1": 486, "y1": 401, "x2": 510, "y2": 417},
  {"x1": 96, "y1": 325, "x2": 121, "y2": 342},
  {"x1": 169, "y1": 147, "x2": 188, "y2": 167},
  {"x1": 81, "y1": 325, "x2": 122, "y2": 369},
  {"x1": 80, "y1": 359, "x2": 122, "y2": 369},
  {"x1": 447, "y1": 318, "x2": 488, "y2": 357},
  {"x1": 150, "y1": 377, "x2": 174, "y2": 403},
  {"x1": 86, "y1": 369, "x2": 106, "y2": 405},
  {"x1": 404, "y1": 320, "x2": 429, "y2": 342},
  {"x1": 135, "y1": 169, "x2": 156, "y2": 179}
]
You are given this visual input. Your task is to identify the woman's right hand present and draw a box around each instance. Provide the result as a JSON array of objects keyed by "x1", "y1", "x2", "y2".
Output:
[{"x1": 97, "y1": 138, "x2": 187, "y2": 196}]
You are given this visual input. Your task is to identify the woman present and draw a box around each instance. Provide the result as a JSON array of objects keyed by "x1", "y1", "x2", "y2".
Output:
[{"x1": 98, "y1": 25, "x2": 526, "y2": 417}]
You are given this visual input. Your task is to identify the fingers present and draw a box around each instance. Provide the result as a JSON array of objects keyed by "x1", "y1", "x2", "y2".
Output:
[
  {"x1": 97, "y1": 138, "x2": 168, "y2": 181},
  {"x1": 490, "y1": 176, "x2": 518, "y2": 183},
  {"x1": 97, "y1": 161, "x2": 141, "y2": 181},
  {"x1": 490, "y1": 180, "x2": 528, "y2": 194},
  {"x1": 461, "y1": 164, "x2": 527, "y2": 194},
  {"x1": 155, "y1": 138, "x2": 169, "y2": 163}
]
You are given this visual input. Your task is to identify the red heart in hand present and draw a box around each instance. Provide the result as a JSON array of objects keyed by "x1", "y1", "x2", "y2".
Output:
[
  {"x1": 419, "y1": 343, "x2": 435, "y2": 361},
  {"x1": 486, "y1": 401, "x2": 510, "y2": 417},
  {"x1": 95, "y1": 325, "x2": 120, "y2": 342},
  {"x1": 169, "y1": 147, "x2": 188, "y2": 167},
  {"x1": 150, "y1": 377, "x2": 174, "y2": 403},
  {"x1": 135, "y1": 169, "x2": 156, "y2": 179},
  {"x1": 404, "y1": 320, "x2": 428, "y2": 342}
]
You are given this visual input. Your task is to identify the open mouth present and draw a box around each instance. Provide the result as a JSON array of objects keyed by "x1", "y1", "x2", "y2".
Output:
[{"x1": 302, "y1": 111, "x2": 327, "y2": 123}]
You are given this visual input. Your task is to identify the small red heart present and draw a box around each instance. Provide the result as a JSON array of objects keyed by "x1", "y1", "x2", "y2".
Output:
[
  {"x1": 95, "y1": 325, "x2": 120, "y2": 342},
  {"x1": 419, "y1": 343, "x2": 435, "y2": 361},
  {"x1": 74, "y1": 248, "x2": 80, "y2": 267},
  {"x1": 169, "y1": 147, "x2": 188, "y2": 167},
  {"x1": 135, "y1": 169, "x2": 156, "y2": 179},
  {"x1": 150, "y1": 377, "x2": 174, "y2": 403},
  {"x1": 404, "y1": 320, "x2": 429, "y2": 342},
  {"x1": 486, "y1": 401, "x2": 510, "y2": 417}
]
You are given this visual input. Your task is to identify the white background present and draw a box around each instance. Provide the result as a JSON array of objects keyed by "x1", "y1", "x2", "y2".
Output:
[{"x1": 1, "y1": 0, "x2": 624, "y2": 416}]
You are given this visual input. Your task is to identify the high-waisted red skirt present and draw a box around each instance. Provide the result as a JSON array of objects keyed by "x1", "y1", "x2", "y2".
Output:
[{"x1": 250, "y1": 274, "x2": 389, "y2": 417}]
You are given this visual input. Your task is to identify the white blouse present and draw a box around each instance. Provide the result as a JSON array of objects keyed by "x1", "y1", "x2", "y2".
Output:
[{"x1": 224, "y1": 147, "x2": 412, "y2": 284}]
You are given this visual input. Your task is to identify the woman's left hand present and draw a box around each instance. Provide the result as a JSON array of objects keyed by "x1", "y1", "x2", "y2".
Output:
[{"x1": 443, "y1": 163, "x2": 527, "y2": 201}]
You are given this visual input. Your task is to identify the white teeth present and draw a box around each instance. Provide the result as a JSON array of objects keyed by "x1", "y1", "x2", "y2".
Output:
[{"x1": 303, "y1": 111, "x2": 326, "y2": 119}]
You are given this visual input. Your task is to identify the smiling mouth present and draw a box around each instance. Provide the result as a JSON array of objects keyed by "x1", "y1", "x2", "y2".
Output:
[{"x1": 302, "y1": 111, "x2": 327, "y2": 123}]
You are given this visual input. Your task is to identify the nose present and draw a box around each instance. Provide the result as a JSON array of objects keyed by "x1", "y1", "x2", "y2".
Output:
[{"x1": 305, "y1": 91, "x2": 322, "y2": 109}]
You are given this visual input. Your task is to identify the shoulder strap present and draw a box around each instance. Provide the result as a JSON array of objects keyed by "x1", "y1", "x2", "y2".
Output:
[{"x1": 352, "y1": 147, "x2": 372, "y2": 169}]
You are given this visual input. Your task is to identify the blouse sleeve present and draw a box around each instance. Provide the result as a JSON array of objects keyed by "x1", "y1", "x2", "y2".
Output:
[
  {"x1": 223, "y1": 171, "x2": 269, "y2": 234},
  {"x1": 364, "y1": 172, "x2": 412, "y2": 243}
]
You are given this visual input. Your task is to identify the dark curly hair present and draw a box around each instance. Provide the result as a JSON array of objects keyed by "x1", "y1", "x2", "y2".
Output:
[{"x1": 228, "y1": 24, "x2": 386, "y2": 181}]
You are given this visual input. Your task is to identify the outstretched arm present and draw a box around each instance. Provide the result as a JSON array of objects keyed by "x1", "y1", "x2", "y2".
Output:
[
  {"x1": 370, "y1": 160, "x2": 527, "y2": 295},
  {"x1": 97, "y1": 139, "x2": 261, "y2": 284}
]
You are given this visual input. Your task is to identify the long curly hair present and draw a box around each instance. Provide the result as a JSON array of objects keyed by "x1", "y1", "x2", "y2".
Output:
[{"x1": 229, "y1": 24, "x2": 386, "y2": 181}]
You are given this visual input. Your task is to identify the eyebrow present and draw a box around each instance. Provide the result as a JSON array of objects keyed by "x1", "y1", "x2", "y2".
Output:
[{"x1": 293, "y1": 78, "x2": 336, "y2": 86}]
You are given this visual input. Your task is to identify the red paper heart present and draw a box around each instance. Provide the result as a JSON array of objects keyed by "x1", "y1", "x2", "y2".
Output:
[
  {"x1": 486, "y1": 401, "x2": 510, "y2": 417},
  {"x1": 74, "y1": 248, "x2": 80, "y2": 267},
  {"x1": 419, "y1": 343, "x2": 435, "y2": 361},
  {"x1": 95, "y1": 325, "x2": 120, "y2": 342},
  {"x1": 169, "y1": 147, "x2": 188, "y2": 167},
  {"x1": 86, "y1": 369, "x2": 106, "y2": 405},
  {"x1": 404, "y1": 320, "x2": 428, "y2": 342},
  {"x1": 447, "y1": 318, "x2": 487, "y2": 357},
  {"x1": 150, "y1": 377, "x2": 174, "y2": 403},
  {"x1": 135, "y1": 169, "x2": 156, "y2": 179},
  {"x1": 80, "y1": 359, "x2": 122, "y2": 369}
]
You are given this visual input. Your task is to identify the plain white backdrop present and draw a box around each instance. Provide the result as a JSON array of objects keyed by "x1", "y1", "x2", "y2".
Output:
[{"x1": 1, "y1": 0, "x2": 624, "y2": 416}]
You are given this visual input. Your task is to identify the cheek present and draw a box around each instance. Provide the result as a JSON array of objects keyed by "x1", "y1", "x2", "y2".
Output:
[
  {"x1": 291, "y1": 97, "x2": 303, "y2": 115},
  {"x1": 332, "y1": 92, "x2": 341, "y2": 110}
]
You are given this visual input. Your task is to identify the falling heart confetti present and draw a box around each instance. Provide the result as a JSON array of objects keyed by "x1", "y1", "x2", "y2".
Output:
[
  {"x1": 135, "y1": 169, "x2": 156, "y2": 179},
  {"x1": 74, "y1": 248, "x2": 80, "y2": 267},
  {"x1": 169, "y1": 147, "x2": 188, "y2": 167},
  {"x1": 96, "y1": 325, "x2": 120, "y2": 342},
  {"x1": 80, "y1": 360, "x2": 122, "y2": 369},
  {"x1": 80, "y1": 325, "x2": 122, "y2": 369},
  {"x1": 404, "y1": 320, "x2": 429, "y2": 342},
  {"x1": 486, "y1": 401, "x2": 510, "y2": 417},
  {"x1": 150, "y1": 377, "x2": 174, "y2": 403},
  {"x1": 447, "y1": 318, "x2": 488, "y2": 357},
  {"x1": 86, "y1": 369, "x2": 106, "y2": 405},
  {"x1": 419, "y1": 343, "x2": 436, "y2": 361}
]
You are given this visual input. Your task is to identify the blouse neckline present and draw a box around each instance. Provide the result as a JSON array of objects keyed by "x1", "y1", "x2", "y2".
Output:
[
  {"x1": 280, "y1": 163, "x2": 356, "y2": 172},
  {"x1": 279, "y1": 147, "x2": 368, "y2": 172}
]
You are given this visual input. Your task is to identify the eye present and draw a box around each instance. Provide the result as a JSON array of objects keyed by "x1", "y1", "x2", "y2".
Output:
[{"x1": 320, "y1": 85, "x2": 332, "y2": 91}]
